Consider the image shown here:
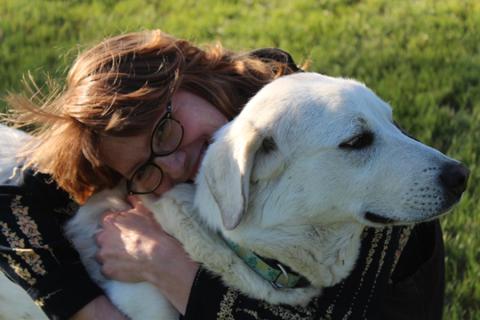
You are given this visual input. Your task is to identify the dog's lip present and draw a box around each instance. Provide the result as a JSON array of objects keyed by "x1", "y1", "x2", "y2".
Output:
[{"x1": 364, "y1": 212, "x2": 396, "y2": 224}]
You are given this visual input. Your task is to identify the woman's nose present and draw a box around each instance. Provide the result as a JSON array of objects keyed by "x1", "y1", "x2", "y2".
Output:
[{"x1": 154, "y1": 149, "x2": 187, "y2": 181}]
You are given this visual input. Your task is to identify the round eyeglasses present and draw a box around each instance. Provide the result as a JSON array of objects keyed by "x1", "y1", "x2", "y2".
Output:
[{"x1": 126, "y1": 102, "x2": 184, "y2": 194}]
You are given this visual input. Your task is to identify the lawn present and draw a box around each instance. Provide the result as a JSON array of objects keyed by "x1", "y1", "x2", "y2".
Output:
[{"x1": 1, "y1": 0, "x2": 479, "y2": 318}]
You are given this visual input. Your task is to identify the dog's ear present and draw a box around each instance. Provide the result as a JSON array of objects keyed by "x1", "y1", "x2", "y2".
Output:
[{"x1": 201, "y1": 121, "x2": 264, "y2": 230}]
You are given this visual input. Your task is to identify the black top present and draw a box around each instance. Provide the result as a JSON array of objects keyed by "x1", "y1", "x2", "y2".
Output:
[
  {"x1": 182, "y1": 223, "x2": 445, "y2": 320},
  {"x1": 0, "y1": 171, "x2": 102, "y2": 319},
  {"x1": 0, "y1": 171, "x2": 445, "y2": 320}
]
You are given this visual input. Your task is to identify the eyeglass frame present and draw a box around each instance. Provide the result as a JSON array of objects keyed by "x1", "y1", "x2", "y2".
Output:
[{"x1": 126, "y1": 101, "x2": 184, "y2": 195}]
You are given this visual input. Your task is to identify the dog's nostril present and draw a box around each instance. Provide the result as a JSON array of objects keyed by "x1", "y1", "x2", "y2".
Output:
[{"x1": 439, "y1": 162, "x2": 470, "y2": 197}]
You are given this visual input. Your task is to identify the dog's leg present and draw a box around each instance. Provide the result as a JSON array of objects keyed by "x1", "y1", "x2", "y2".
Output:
[
  {"x1": 66, "y1": 188, "x2": 178, "y2": 320},
  {"x1": 104, "y1": 281, "x2": 178, "y2": 320},
  {"x1": 143, "y1": 184, "x2": 236, "y2": 271}
]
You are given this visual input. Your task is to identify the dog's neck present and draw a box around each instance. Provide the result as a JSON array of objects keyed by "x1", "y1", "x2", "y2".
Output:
[
  {"x1": 222, "y1": 222, "x2": 364, "y2": 289},
  {"x1": 193, "y1": 181, "x2": 365, "y2": 290},
  {"x1": 221, "y1": 235, "x2": 311, "y2": 289}
]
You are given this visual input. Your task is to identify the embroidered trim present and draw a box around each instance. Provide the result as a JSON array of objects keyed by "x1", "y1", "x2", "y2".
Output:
[
  {"x1": 1, "y1": 252, "x2": 36, "y2": 286},
  {"x1": 390, "y1": 225, "x2": 414, "y2": 278},
  {"x1": 2, "y1": 196, "x2": 48, "y2": 276},
  {"x1": 0, "y1": 221, "x2": 46, "y2": 276},
  {"x1": 342, "y1": 227, "x2": 384, "y2": 318},
  {"x1": 11, "y1": 195, "x2": 48, "y2": 249},
  {"x1": 216, "y1": 288, "x2": 237, "y2": 320},
  {"x1": 35, "y1": 289, "x2": 62, "y2": 308},
  {"x1": 361, "y1": 227, "x2": 393, "y2": 319}
]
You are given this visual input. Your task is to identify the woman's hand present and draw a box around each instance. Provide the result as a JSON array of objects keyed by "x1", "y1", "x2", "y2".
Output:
[
  {"x1": 95, "y1": 195, "x2": 199, "y2": 314},
  {"x1": 95, "y1": 196, "x2": 165, "y2": 282}
]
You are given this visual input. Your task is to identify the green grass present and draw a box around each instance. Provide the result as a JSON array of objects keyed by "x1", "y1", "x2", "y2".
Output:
[{"x1": 1, "y1": 0, "x2": 479, "y2": 318}]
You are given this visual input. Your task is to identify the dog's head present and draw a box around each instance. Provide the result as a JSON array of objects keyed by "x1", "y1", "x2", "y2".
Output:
[{"x1": 195, "y1": 73, "x2": 469, "y2": 233}]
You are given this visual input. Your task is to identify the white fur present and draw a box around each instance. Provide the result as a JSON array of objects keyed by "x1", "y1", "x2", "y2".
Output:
[
  {"x1": 0, "y1": 124, "x2": 29, "y2": 185},
  {"x1": 1, "y1": 73, "x2": 464, "y2": 319},
  {"x1": 67, "y1": 73, "x2": 465, "y2": 319},
  {"x1": 0, "y1": 272, "x2": 48, "y2": 320}
]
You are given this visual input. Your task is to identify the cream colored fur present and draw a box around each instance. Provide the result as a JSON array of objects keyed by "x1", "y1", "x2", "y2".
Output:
[{"x1": 0, "y1": 73, "x2": 465, "y2": 319}]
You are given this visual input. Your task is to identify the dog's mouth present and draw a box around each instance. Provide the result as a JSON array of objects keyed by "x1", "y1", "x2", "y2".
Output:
[{"x1": 364, "y1": 212, "x2": 396, "y2": 224}]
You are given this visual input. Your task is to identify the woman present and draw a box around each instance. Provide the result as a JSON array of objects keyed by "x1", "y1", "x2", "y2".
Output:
[{"x1": 0, "y1": 30, "x2": 445, "y2": 319}]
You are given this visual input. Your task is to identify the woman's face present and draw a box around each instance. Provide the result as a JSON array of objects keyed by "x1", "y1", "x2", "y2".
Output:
[{"x1": 99, "y1": 90, "x2": 228, "y2": 196}]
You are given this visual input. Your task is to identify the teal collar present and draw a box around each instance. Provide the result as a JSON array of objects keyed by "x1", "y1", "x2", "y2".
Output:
[{"x1": 223, "y1": 237, "x2": 310, "y2": 289}]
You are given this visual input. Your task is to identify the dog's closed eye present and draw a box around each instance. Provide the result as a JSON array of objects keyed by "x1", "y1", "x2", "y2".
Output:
[{"x1": 339, "y1": 131, "x2": 374, "y2": 150}]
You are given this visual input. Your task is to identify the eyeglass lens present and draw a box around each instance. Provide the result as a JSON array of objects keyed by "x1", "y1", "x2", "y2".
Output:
[{"x1": 129, "y1": 117, "x2": 183, "y2": 194}]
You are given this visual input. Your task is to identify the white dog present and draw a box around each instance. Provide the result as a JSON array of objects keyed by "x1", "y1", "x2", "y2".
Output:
[
  {"x1": 0, "y1": 73, "x2": 468, "y2": 319},
  {"x1": 65, "y1": 72, "x2": 468, "y2": 319}
]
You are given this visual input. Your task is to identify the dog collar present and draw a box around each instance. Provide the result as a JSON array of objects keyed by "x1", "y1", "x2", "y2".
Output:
[{"x1": 223, "y1": 237, "x2": 310, "y2": 289}]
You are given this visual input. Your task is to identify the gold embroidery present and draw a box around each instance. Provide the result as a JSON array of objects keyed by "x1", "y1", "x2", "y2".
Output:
[
  {"x1": 342, "y1": 310, "x2": 352, "y2": 320},
  {"x1": 361, "y1": 227, "x2": 393, "y2": 318},
  {"x1": 22, "y1": 251, "x2": 46, "y2": 275},
  {"x1": 216, "y1": 287, "x2": 318, "y2": 320},
  {"x1": 0, "y1": 221, "x2": 25, "y2": 249},
  {"x1": 2, "y1": 198, "x2": 48, "y2": 276},
  {"x1": 324, "y1": 282, "x2": 344, "y2": 318},
  {"x1": 35, "y1": 297, "x2": 45, "y2": 307},
  {"x1": 341, "y1": 228, "x2": 384, "y2": 318},
  {"x1": 1, "y1": 253, "x2": 36, "y2": 286},
  {"x1": 390, "y1": 225, "x2": 413, "y2": 278},
  {"x1": 217, "y1": 288, "x2": 237, "y2": 320},
  {"x1": 35, "y1": 289, "x2": 62, "y2": 308},
  {"x1": 238, "y1": 309, "x2": 261, "y2": 319},
  {"x1": 11, "y1": 195, "x2": 47, "y2": 248},
  {"x1": 259, "y1": 301, "x2": 318, "y2": 320}
]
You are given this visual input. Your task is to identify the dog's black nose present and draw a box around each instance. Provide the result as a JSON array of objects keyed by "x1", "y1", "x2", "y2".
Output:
[{"x1": 439, "y1": 162, "x2": 469, "y2": 198}]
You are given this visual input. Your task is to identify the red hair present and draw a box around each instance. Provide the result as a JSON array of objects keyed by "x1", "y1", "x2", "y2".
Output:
[{"x1": 5, "y1": 30, "x2": 299, "y2": 203}]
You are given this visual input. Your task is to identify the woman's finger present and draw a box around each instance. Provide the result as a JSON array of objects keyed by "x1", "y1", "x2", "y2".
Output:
[
  {"x1": 127, "y1": 195, "x2": 153, "y2": 216},
  {"x1": 101, "y1": 210, "x2": 128, "y2": 225}
]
